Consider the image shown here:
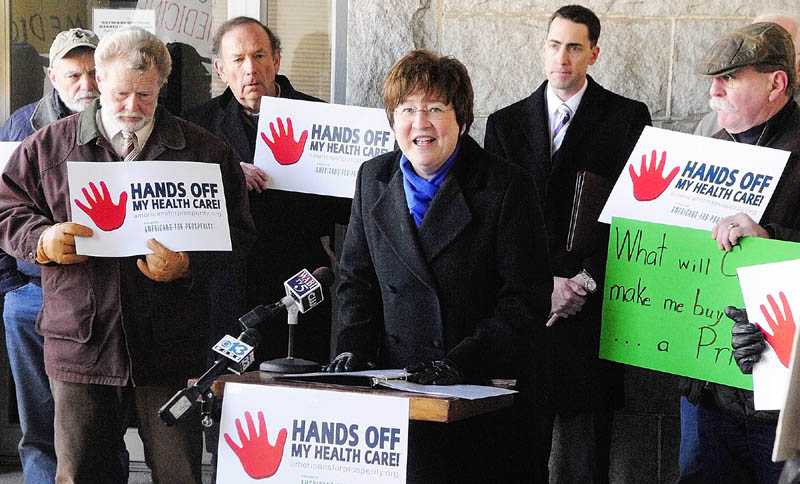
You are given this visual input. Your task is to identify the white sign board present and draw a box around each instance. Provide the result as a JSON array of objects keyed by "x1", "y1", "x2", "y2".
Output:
[
  {"x1": 218, "y1": 383, "x2": 409, "y2": 483},
  {"x1": 737, "y1": 259, "x2": 800, "y2": 410},
  {"x1": 0, "y1": 142, "x2": 21, "y2": 173},
  {"x1": 254, "y1": 97, "x2": 395, "y2": 198},
  {"x1": 136, "y1": 0, "x2": 216, "y2": 59},
  {"x1": 599, "y1": 126, "x2": 790, "y2": 229},
  {"x1": 92, "y1": 8, "x2": 157, "y2": 37},
  {"x1": 68, "y1": 161, "x2": 231, "y2": 257},
  {"x1": 774, "y1": 296, "x2": 800, "y2": 460}
]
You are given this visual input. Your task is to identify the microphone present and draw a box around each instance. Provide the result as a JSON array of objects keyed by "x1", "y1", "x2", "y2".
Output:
[
  {"x1": 159, "y1": 327, "x2": 261, "y2": 426},
  {"x1": 237, "y1": 266, "x2": 334, "y2": 330},
  {"x1": 284, "y1": 267, "x2": 333, "y2": 313},
  {"x1": 259, "y1": 267, "x2": 334, "y2": 373},
  {"x1": 158, "y1": 267, "x2": 334, "y2": 426}
]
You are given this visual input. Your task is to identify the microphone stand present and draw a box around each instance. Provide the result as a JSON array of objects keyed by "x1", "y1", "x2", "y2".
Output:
[{"x1": 259, "y1": 303, "x2": 321, "y2": 373}]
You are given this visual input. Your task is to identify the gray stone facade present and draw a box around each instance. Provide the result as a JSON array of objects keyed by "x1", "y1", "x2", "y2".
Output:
[{"x1": 346, "y1": 1, "x2": 798, "y2": 482}]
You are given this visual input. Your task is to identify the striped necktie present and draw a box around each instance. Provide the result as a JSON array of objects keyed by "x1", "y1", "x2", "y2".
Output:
[
  {"x1": 122, "y1": 131, "x2": 138, "y2": 162},
  {"x1": 551, "y1": 104, "x2": 572, "y2": 155}
]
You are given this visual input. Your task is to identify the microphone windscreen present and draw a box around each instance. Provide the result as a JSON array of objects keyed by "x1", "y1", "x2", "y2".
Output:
[{"x1": 312, "y1": 266, "x2": 334, "y2": 289}]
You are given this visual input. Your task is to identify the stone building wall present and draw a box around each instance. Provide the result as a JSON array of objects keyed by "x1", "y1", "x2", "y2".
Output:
[{"x1": 345, "y1": 1, "x2": 798, "y2": 482}]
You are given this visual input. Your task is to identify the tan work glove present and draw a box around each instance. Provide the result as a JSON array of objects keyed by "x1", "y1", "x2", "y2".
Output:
[
  {"x1": 137, "y1": 238, "x2": 190, "y2": 282},
  {"x1": 36, "y1": 222, "x2": 93, "y2": 264}
]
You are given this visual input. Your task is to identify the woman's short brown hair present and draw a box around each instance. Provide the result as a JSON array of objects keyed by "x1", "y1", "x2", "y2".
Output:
[{"x1": 382, "y1": 49, "x2": 474, "y2": 131}]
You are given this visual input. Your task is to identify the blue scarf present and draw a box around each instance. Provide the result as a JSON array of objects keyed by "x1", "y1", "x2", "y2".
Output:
[{"x1": 400, "y1": 143, "x2": 460, "y2": 227}]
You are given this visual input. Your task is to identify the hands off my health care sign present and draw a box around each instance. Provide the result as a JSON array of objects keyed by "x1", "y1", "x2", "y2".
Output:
[
  {"x1": 599, "y1": 126, "x2": 789, "y2": 229},
  {"x1": 254, "y1": 97, "x2": 395, "y2": 198},
  {"x1": 738, "y1": 260, "x2": 800, "y2": 410},
  {"x1": 217, "y1": 383, "x2": 409, "y2": 483},
  {"x1": 67, "y1": 161, "x2": 231, "y2": 257}
]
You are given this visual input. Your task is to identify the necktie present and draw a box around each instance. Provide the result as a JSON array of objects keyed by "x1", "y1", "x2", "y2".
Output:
[
  {"x1": 551, "y1": 104, "x2": 572, "y2": 155},
  {"x1": 122, "y1": 131, "x2": 138, "y2": 162}
]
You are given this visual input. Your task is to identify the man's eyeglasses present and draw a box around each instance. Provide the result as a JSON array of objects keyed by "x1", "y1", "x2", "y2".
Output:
[{"x1": 393, "y1": 105, "x2": 453, "y2": 121}]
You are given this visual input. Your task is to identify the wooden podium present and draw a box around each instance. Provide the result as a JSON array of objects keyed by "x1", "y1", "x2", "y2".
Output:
[{"x1": 196, "y1": 371, "x2": 515, "y2": 423}]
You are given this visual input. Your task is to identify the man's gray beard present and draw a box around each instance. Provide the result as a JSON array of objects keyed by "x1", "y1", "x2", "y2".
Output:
[
  {"x1": 58, "y1": 89, "x2": 99, "y2": 114},
  {"x1": 112, "y1": 113, "x2": 153, "y2": 133}
]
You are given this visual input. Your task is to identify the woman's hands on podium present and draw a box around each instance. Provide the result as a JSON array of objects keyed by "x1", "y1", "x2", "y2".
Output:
[
  {"x1": 404, "y1": 359, "x2": 464, "y2": 385},
  {"x1": 324, "y1": 352, "x2": 375, "y2": 372}
]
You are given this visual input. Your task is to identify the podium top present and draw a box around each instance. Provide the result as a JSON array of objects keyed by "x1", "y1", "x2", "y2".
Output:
[{"x1": 194, "y1": 371, "x2": 515, "y2": 423}]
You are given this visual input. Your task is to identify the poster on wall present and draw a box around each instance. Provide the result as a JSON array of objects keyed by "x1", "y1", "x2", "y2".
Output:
[
  {"x1": 10, "y1": 0, "x2": 89, "y2": 53},
  {"x1": 92, "y1": 9, "x2": 156, "y2": 37},
  {"x1": 135, "y1": 0, "x2": 217, "y2": 59}
]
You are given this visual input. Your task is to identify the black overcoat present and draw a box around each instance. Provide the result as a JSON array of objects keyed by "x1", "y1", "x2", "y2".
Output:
[
  {"x1": 335, "y1": 134, "x2": 552, "y2": 380},
  {"x1": 485, "y1": 76, "x2": 651, "y2": 410}
]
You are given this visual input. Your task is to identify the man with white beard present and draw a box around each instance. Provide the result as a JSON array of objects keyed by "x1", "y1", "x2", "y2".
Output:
[{"x1": 0, "y1": 28, "x2": 100, "y2": 483}]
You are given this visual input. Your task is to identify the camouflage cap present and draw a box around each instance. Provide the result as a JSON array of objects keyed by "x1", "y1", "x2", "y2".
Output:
[
  {"x1": 696, "y1": 22, "x2": 795, "y2": 78},
  {"x1": 49, "y1": 28, "x2": 99, "y2": 64}
]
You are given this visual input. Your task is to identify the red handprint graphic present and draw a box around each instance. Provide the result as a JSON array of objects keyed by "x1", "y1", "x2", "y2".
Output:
[
  {"x1": 261, "y1": 117, "x2": 308, "y2": 166},
  {"x1": 758, "y1": 291, "x2": 797, "y2": 368},
  {"x1": 225, "y1": 411, "x2": 287, "y2": 479},
  {"x1": 74, "y1": 181, "x2": 127, "y2": 231},
  {"x1": 628, "y1": 150, "x2": 679, "y2": 201}
]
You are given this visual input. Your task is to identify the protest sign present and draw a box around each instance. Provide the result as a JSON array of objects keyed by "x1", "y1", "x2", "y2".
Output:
[
  {"x1": 599, "y1": 126, "x2": 789, "y2": 229},
  {"x1": 599, "y1": 218, "x2": 800, "y2": 389},
  {"x1": 253, "y1": 97, "x2": 395, "y2": 198},
  {"x1": 68, "y1": 161, "x2": 231, "y2": 257},
  {"x1": 217, "y1": 383, "x2": 409, "y2": 483},
  {"x1": 92, "y1": 8, "x2": 156, "y2": 38},
  {"x1": 737, "y1": 260, "x2": 800, "y2": 410}
]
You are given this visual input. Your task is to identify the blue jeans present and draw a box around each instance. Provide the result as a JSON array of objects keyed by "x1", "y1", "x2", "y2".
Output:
[
  {"x1": 3, "y1": 283, "x2": 55, "y2": 482},
  {"x1": 697, "y1": 399, "x2": 783, "y2": 484},
  {"x1": 678, "y1": 397, "x2": 704, "y2": 483}
]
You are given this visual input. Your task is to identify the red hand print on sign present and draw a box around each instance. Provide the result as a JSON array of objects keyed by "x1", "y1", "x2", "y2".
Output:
[
  {"x1": 261, "y1": 117, "x2": 308, "y2": 166},
  {"x1": 74, "y1": 181, "x2": 127, "y2": 231},
  {"x1": 759, "y1": 291, "x2": 797, "y2": 368},
  {"x1": 628, "y1": 150, "x2": 679, "y2": 201},
  {"x1": 224, "y1": 411, "x2": 287, "y2": 479}
]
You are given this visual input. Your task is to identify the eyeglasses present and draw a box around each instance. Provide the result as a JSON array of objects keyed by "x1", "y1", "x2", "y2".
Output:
[{"x1": 393, "y1": 105, "x2": 453, "y2": 121}]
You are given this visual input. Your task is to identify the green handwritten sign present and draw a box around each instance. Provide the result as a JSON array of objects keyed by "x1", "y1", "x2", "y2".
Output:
[{"x1": 600, "y1": 217, "x2": 800, "y2": 390}]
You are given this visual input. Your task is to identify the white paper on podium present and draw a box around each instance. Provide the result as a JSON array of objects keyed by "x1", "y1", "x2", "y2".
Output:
[
  {"x1": 599, "y1": 126, "x2": 789, "y2": 229},
  {"x1": 218, "y1": 383, "x2": 409, "y2": 483}
]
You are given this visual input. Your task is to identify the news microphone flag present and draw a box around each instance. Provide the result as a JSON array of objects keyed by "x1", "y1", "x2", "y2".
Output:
[
  {"x1": 284, "y1": 268, "x2": 325, "y2": 313},
  {"x1": 211, "y1": 334, "x2": 256, "y2": 374}
]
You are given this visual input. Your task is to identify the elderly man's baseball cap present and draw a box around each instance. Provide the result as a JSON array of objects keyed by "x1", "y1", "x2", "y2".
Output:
[
  {"x1": 49, "y1": 28, "x2": 99, "y2": 64},
  {"x1": 696, "y1": 22, "x2": 795, "y2": 78}
]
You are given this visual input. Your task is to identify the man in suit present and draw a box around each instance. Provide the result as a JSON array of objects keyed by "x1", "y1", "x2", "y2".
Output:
[
  {"x1": 185, "y1": 17, "x2": 349, "y2": 367},
  {"x1": 484, "y1": 5, "x2": 651, "y2": 483}
]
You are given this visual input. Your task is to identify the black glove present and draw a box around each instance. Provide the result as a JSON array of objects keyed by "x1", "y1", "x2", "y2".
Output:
[
  {"x1": 325, "y1": 352, "x2": 374, "y2": 373},
  {"x1": 727, "y1": 306, "x2": 766, "y2": 375},
  {"x1": 404, "y1": 359, "x2": 464, "y2": 385}
]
